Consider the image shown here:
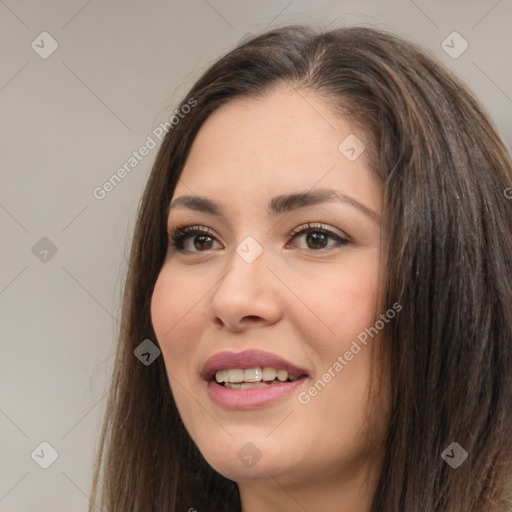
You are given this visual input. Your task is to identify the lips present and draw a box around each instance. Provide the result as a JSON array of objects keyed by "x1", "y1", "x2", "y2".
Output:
[
  {"x1": 201, "y1": 349, "x2": 309, "y2": 382},
  {"x1": 201, "y1": 349, "x2": 310, "y2": 409}
]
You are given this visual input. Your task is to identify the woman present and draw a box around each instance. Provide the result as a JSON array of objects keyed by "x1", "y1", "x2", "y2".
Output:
[{"x1": 90, "y1": 25, "x2": 512, "y2": 511}]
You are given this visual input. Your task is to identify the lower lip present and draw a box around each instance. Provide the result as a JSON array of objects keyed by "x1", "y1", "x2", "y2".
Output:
[{"x1": 206, "y1": 378, "x2": 308, "y2": 410}]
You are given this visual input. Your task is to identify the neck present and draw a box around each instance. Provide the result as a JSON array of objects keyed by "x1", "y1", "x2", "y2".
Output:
[{"x1": 237, "y1": 456, "x2": 381, "y2": 512}]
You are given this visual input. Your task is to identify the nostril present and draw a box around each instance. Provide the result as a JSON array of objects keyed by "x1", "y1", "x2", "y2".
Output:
[{"x1": 242, "y1": 315, "x2": 261, "y2": 322}]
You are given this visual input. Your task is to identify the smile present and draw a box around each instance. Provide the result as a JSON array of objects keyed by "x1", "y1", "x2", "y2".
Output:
[
  {"x1": 215, "y1": 367, "x2": 302, "y2": 388},
  {"x1": 202, "y1": 350, "x2": 309, "y2": 409}
]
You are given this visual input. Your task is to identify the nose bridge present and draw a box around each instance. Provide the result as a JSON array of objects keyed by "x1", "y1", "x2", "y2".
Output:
[
  {"x1": 218, "y1": 236, "x2": 270, "y2": 296},
  {"x1": 206, "y1": 236, "x2": 281, "y2": 328}
]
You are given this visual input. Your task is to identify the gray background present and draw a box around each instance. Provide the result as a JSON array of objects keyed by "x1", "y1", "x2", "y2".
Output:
[{"x1": 1, "y1": 1, "x2": 511, "y2": 510}]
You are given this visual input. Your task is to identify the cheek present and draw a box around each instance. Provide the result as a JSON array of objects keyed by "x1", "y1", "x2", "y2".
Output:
[
  {"x1": 298, "y1": 253, "x2": 381, "y2": 347},
  {"x1": 300, "y1": 275, "x2": 381, "y2": 433},
  {"x1": 292, "y1": 254, "x2": 381, "y2": 409},
  {"x1": 150, "y1": 268, "x2": 218, "y2": 450},
  {"x1": 150, "y1": 268, "x2": 206, "y2": 371}
]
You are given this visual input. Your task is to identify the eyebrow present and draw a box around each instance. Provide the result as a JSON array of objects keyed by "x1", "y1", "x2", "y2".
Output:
[{"x1": 169, "y1": 189, "x2": 380, "y2": 224}]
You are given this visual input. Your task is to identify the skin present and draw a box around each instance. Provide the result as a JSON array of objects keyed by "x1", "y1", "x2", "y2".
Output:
[{"x1": 151, "y1": 85, "x2": 389, "y2": 512}]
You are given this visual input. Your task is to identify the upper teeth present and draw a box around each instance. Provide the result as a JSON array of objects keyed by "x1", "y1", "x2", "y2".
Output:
[{"x1": 215, "y1": 367, "x2": 300, "y2": 383}]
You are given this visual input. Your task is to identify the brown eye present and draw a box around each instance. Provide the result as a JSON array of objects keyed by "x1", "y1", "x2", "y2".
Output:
[
  {"x1": 168, "y1": 226, "x2": 222, "y2": 253},
  {"x1": 306, "y1": 232, "x2": 329, "y2": 249},
  {"x1": 193, "y1": 234, "x2": 214, "y2": 251},
  {"x1": 290, "y1": 223, "x2": 349, "y2": 251}
]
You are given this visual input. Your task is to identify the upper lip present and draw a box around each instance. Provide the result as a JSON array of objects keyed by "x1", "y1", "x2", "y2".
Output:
[{"x1": 201, "y1": 349, "x2": 309, "y2": 381}]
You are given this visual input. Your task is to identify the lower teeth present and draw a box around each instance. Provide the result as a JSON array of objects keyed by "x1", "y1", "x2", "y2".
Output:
[{"x1": 222, "y1": 379, "x2": 290, "y2": 390}]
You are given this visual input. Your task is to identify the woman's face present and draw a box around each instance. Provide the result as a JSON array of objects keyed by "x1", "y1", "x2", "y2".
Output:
[{"x1": 151, "y1": 86, "x2": 388, "y2": 491}]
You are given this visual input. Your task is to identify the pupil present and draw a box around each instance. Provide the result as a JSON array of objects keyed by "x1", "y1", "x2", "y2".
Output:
[
  {"x1": 307, "y1": 232, "x2": 326, "y2": 249},
  {"x1": 195, "y1": 235, "x2": 213, "y2": 250}
]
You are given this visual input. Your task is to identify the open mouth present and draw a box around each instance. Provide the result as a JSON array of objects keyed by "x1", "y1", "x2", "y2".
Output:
[
  {"x1": 214, "y1": 367, "x2": 307, "y2": 389},
  {"x1": 203, "y1": 351, "x2": 309, "y2": 409}
]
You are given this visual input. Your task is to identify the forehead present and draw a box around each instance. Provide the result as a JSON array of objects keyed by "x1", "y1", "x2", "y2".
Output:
[{"x1": 175, "y1": 86, "x2": 381, "y2": 212}]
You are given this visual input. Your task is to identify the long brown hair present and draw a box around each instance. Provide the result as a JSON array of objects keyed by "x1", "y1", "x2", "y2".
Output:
[{"x1": 90, "y1": 25, "x2": 512, "y2": 511}]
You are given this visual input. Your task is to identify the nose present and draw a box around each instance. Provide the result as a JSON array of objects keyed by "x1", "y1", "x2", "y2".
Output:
[{"x1": 205, "y1": 245, "x2": 282, "y2": 332}]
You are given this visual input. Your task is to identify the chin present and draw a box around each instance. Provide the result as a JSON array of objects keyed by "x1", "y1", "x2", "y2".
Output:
[{"x1": 195, "y1": 432, "x2": 298, "y2": 481}]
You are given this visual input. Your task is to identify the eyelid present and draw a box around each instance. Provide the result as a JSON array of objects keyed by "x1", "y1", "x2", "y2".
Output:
[
  {"x1": 169, "y1": 225, "x2": 214, "y2": 237},
  {"x1": 168, "y1": 221, "x2": 350, "y2": 254},
  {"x1": 288, "y1": 222, "x2": 349, "y2": 242},
  {"x1": 168, "y1": 225, "x2": 221, "y2": 252}
]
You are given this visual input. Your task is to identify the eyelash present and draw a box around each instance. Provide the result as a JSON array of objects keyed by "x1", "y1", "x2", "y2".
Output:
[{"x1": 167, "y1": 222, "x2": 350, "y2": 253}]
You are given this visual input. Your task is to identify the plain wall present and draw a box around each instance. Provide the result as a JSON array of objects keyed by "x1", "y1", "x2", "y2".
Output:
[{"x1": 1, "y1": 0, "x2": 511, "y2": 510}]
